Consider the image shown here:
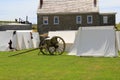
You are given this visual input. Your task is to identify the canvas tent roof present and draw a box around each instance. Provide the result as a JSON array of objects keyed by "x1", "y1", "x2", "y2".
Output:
[{"x1": 69, "y1": 26, "x2": 118, "y2": 57}]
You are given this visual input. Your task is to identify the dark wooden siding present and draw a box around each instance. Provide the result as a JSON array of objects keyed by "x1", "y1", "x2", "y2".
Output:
[
  {"x1": 37, "y1": 13, "x2": 115, "y2": 34},
  {"x1": 100, "y1": 14, "x2": 116, "y2": 26}
]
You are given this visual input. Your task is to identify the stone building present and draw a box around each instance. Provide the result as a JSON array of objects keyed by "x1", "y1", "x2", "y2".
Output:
[{"x1": 37, "y1": 0, "x2": 116, "y2": 34}]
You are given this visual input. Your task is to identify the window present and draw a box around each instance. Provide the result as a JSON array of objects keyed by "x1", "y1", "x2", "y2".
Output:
[
  {"x1": 103, "y1": 16, "x2": 108, "y2": 24},
  {"x1": 43, "y1": 16, "x2": 48, "y2": 25},
  {"x1": 54, "y1": 16, "x2": 59, "y2": 24},
  {"x1": 87, "y1": 15, "x2": 93, "y2": 24},
  {"x1": 76, "y1": 16, "x2": 82, "y2": 24}
]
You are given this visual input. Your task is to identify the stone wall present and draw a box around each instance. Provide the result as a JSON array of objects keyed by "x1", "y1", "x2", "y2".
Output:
[{"x1": 0, "y1": 24, "x2": 32, "y2": 31}]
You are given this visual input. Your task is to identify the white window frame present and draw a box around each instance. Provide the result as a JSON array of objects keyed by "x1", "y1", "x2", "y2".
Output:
[
  {"x1": 54, "y1": 16, "x2": 59, "y2": 25},
  {"x1": 76, "y1": 16, "x2": 82, "y2": 24},
  {"x1": 43, "y1": 16, "x2": 48, "y2": 25},
  {"x1": 87, "y1": 15, "x2": 93, "y2": 24},
  {"x1": 103, "y1": 16, "x2": 108, "y2": 24}
]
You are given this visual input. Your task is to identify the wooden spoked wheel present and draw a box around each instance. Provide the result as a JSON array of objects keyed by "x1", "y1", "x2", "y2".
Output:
[
  {"x1": 39, "y1": 40, "x2": 50, "y2": 55},
  {"x1": 48, "y1": 36, "x2": 65, "y2": 55},
  {"x1": 39, "y1": 36, "x2": 65, "y2": 55}
]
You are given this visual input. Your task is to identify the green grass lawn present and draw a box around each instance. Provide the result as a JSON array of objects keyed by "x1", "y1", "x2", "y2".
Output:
[{"x1": 0, "y1": 50, "x2": 120, "y2": 80}]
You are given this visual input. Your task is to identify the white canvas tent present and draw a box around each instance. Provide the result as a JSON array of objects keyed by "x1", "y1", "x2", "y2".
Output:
[
  {"x1": 69, "y1": 26, "x2": 118, "y2": 57},
  {"x1": 0, "y1": 32, "x2": 13, "y2": 51},
  {"x1": 15, "y1": 32, "x2": 27, "y2": 50},
  {"x1": 12, "y1": 32, "x2": 19, "y2": 50},
  {"x1": 116, "y1": 31, "x2": 120, "y2": 51},
  {"x1": 13, "y1": 32, "x2": 40, "y2": 50},
  {"x1": 6, "y1": 30, "x2": 32, "y2": 50},
  {"x1": 22, "y1": 32, "x2": 34, "y2": 49},
  {"x1": 32, "y1": 32, "x2": 40, "y2": 48},
  {"x1": 48, "y1": 30, "x2": 77, "y2": 52},
  {"x1": 0, "y1": 31, "x2": 40, "y2": 51}
]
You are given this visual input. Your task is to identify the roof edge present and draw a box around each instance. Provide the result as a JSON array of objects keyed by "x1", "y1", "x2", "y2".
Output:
[
  {"x1": 100, "y1": 12, "x2": 117, "y2": 15},
  {"x1": 37, "y1": 12, "x2": 99, "y2": 15}
]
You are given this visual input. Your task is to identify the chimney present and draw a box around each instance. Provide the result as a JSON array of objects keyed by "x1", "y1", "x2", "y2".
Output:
[
  {"x1": 94, "y1": 0, "x2": 97, "y2": 7},
  {"x1": 40, "y1": 0, "x2": 43, "y2": 9}
]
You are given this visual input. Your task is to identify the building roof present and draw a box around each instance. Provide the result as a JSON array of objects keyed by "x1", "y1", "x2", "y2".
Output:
[{"x1": 37, "y1": 0, "x2": 99, "y2": 14}]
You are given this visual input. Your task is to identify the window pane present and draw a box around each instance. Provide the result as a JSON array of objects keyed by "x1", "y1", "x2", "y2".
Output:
[
  {"x1": 44, "y1": 20, "x2": 48, "y2": 24},
  {"x1": 43, "y1": 16, "x2": 48, "y2": 25},
  {"x1": 87, "y1": 16, "x2": 93, "y2": 24},
  {"x1": 76, "y1": 16, "x2": 82, "y2": 24},
  {"x1": 55, "y1": 18, "x2": 58, "y2": 23},
  {"x1": 103, "y1": 16, "x2": 108, "y2": 24},
  {"x1": 78, "y1": 17, "x2": 81, "y2": 21},
  {"x1": 54, "y1": 16, "x2": 59, "y2": 24}
]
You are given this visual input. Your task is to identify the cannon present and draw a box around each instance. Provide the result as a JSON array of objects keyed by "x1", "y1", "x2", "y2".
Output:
[{"x1": 9, "y1": 35, "x2": 66, "y2": 56}]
